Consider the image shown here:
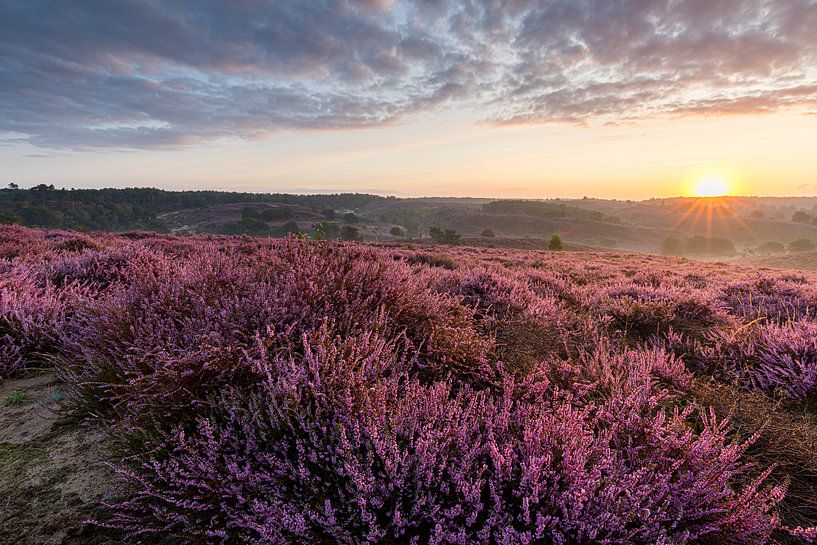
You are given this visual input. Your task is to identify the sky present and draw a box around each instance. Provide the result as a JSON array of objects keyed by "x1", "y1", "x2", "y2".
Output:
[{"x1": 1, "y1": 0, "x2": 816, "y2": 199}]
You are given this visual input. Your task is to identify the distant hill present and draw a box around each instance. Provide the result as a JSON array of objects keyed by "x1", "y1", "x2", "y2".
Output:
[
  {"x1": 5, "y1": 187, "x2": 817, "y2": 256},
  {"x1": 0, "y1": 186, "x2": 387, "y2": 233}
]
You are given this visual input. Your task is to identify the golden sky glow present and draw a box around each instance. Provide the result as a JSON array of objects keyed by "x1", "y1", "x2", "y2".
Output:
[
  {"x1": 3, "y1": 0, "x2": 817, "y2": 199},
  {"x1": 4, "y1": 109, "x2": 815, "y2": 199}
]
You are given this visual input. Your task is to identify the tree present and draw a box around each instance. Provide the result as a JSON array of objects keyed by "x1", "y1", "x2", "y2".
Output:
[
  {"x1": 343, "y1": 212, "x2": 359, "y2": 224},
  {"x1": 0, "y1": 212, "x2": 22, "y2": 225},
  {"x1": 789, "y1": 239, "x2": 816, "y2": 252},
  {"x1": 220, "y1": 217, "x2": 271, "y2": 236},
  {"x1": 548, "y1": 234, "x2": 563, "y2": 251},
  {"x1": 259, "y1": 206, "x2": 293, "y2": 221},
  {"x1": 7, "y1": 182, "x2": 18, "y2": 189},
  {"x1": 404, "y1": 220, "x2": 419, "y2": 238},
  {"x1": 314, "y1": 222, "x2": 340, "y2": 240},
  {"x1": 685, "y1": 236, "x2": 735, "y2": 256},
  {"x1": 314, "y1": 223, "x2": 326, "y2": 240},
  {"x1": 756, "y1": 241, "x2": 786, "y2": 254},
  {"x1": 323, "y1": 209, "x2": 337, "y2": 220},
  {"x1": 481, "y1": 229, "x2": 495, "y2": 238},
  {"x1": 661, "y1": 237, "x2": 682, "y2": 256},
  {"x1": 340, "y1": 225, "x2": 361, "y2": 241},
  {"x1": 792, "y1": 210, "x2": 813, "y2": 223},
  {"x1": 429, "y1": 226, "x2": 460, "y2": 245},
  {"x1": 750, "y1": 209, "x2": 765, "y2": 219},
  {"x1": 241, "y1": 207, "x2": 259, "y2": 219},
  {"x1": 272, "y1": 221, "x2": 300, "y2": 237},
  {"x1": 389, "y1": 226, "x2": 405, "y2": 237}
]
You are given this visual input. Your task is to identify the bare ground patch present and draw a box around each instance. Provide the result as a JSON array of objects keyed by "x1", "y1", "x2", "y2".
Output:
[{"x1": 0, "y1": 372, "x2": 120, "y2": 544}]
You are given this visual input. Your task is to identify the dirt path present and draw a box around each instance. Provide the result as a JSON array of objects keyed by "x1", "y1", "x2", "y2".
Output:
[{"x1": 0, "y1": 372, "x2": 118, "y2": 544}]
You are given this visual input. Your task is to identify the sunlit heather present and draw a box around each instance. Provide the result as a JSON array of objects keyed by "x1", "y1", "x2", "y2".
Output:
[{"x1": 4, "y1": 3, "x2": 817, "y2": 545}]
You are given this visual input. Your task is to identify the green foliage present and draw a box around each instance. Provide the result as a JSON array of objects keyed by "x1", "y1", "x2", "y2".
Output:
[
  {"x1": 429, "y1": 226, "x2": 461, "y2": 245},
  {"x1": 342, "y1": 212, "x2": 359, "y2": 224},
  {"x1": 0, "y1": 187, "x2": 384, "y2": 232},
  {"x1": 220, "y1": 218, "x2": 271, "y2": 236},
  {"x1": 661, "y1": 237, "x2": 682, "y2": 256},
  {"x1": 389, "y1": 226, "x2": 405, "y2": 237},
  {"x1": 481, "y1": 228, "x2": 495, "y2": 238},
  {"x1": 340, "y1": 225, "x2": 361, "y2": 241},
  {"x1": 788, "y1": 239, "x2": 816, "y2": 252},
  {"x1": 4, "y1": 391, "x2": 28, "y2": 406},
  {"x1": 484, "y1": 200, "x2": 619, "y2": 223},
  {"x1": 685, "y1": 236, "x2": 735, "y2": 256},
  {"x1": 271, "y1": 221, "x2": 300, "y2": 237},
  {"x1": 259, "y1": 206, "x2": 293, "y2": 221},
  {"x1": 0, "y1": 212, "x2": 22, "y2": 225},
  {"x1": 315, "y1": 222, "x2": 340, "y2": 239},
  {"x1": 756, "y1": 241, "x2": 786, "y2": 254},
  {"x1": 241, "y1": 207, "x2": 259, "y2": 219},
  {"x1": 548, "y1": 234, "x2": 563, "y2": 251}
]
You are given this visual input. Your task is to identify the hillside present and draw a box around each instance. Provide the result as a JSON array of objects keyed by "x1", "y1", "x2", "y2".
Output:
[
  {"x1": 5, "y1": 188, "x2": 817, "y2": 257},
  {"x1": 2, "y1": 225, "x2": 817, "y2": 543}
]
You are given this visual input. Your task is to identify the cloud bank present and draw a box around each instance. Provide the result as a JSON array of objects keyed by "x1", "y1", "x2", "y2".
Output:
[{"x1": 2, "y1": 0, "x2": 816, "y2": 148}]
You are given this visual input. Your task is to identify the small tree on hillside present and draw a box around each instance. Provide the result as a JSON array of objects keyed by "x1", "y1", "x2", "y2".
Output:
[
  {"x1": 389, "y1": 226, "x2": 405, "y2": 237},
  {"x1": 661, "y1": 237, "x2": 682, "y2": 256},
  {"x1": 429, "y1": 226, "x2": 461, "y2": 245},
  {"x1": 756, "y1": 241, "x2": 786, "y2": 254},
  {"x1": 789, "y1": 239, "x2": 816, "y2": 252},
  {"x1": 340, "y1": 225, "x2": 361, "y2": 241},
  {"x1": 548, "y1": 234, "x2": 563, "y2": 251},
  {"x1": 481, "y1": 229, "x2": 495, "y2": 238}
]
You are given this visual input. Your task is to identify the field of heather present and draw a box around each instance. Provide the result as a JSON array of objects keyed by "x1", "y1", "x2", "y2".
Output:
[{"x1": 2, "y1": 224, "x2": 817, "y2": 544}]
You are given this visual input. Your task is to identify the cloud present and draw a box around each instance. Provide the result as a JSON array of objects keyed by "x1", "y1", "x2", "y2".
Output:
[{"x1": 1, "y1": 0, "x2": 816, "y2": 149}]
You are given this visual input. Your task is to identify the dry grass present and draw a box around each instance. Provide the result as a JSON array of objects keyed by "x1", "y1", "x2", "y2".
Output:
[{"x1": 692, "y1": 379, "x2": 817, "y2": 536}]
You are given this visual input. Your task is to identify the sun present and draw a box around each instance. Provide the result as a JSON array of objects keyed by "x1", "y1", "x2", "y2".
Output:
[{"x1": 693, "y1": 176, "x2": 729, "y2": 197}]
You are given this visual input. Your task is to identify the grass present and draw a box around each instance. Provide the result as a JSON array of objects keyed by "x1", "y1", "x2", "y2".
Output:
[{"x1": 4, "y1": 391, "x2": 29, "y2": 406}]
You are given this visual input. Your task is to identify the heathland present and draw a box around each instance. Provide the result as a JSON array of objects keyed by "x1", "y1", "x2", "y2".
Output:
[
  {"x1": 2, "y1": 223, "x2": 817, "y2": 544},
  {"x1": 6, "y1": 187, "x2": 817, "y2": 257}
]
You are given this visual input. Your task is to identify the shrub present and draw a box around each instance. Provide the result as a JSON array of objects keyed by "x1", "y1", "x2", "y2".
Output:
[
  {"x1": 691, "y1": 320, "x2": 817, "y2": 403},
  {"x1": 662, "y1": 237, "x2": 682, "y2": 256},
  {"x1": 429, "y1": 227, "x2": 461, "y2": 245},
  {"x1": 1, "y1": 268, "x2": 71, "y2": 379},
  {"x1": 2, "y1": 226, "x2": 814, "y2": 541},
  {"x1": 547, "y1": 234, "x2": 563, "y2": 251},
  {"x1": 340, "y1": 225, "x2": 360, "y2": 241},
  {"x1": 100, "y1": 333, "x2": 783, "y2": 545},
  {"x1": 789, "y1": 239, "x2": 816, "y2": 253}
]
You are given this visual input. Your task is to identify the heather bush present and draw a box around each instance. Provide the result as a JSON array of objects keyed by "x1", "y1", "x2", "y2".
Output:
[
  {"x1": 721, "y1": 277, "x2": 817, "y2": 323},
  {"x1": 3, "y1": 226, "x2": 816, "y2": 541},
  {"x1": 35, "y1": 245, "x2": 141, "y2": 290},
  {"x1": 691, "y1": 320, "x2": 817, "y2": 403},
  {"x1": 590, "y1": 283, "x2": 729, "y2": 343},
  {"x1": 100, "y1": 331, "x2": 783, "y2": 545},
  {"x1": 0, "y1": 266, "x2": 71, "y2": 379},
  {"x1": 64, "y1": 239, "x2": 495, "y2": 421}
]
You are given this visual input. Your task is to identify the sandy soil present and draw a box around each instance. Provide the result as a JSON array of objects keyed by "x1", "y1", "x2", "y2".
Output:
[{"x1": 0, "y1": 372, "x2": 118, "y2": 544}]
